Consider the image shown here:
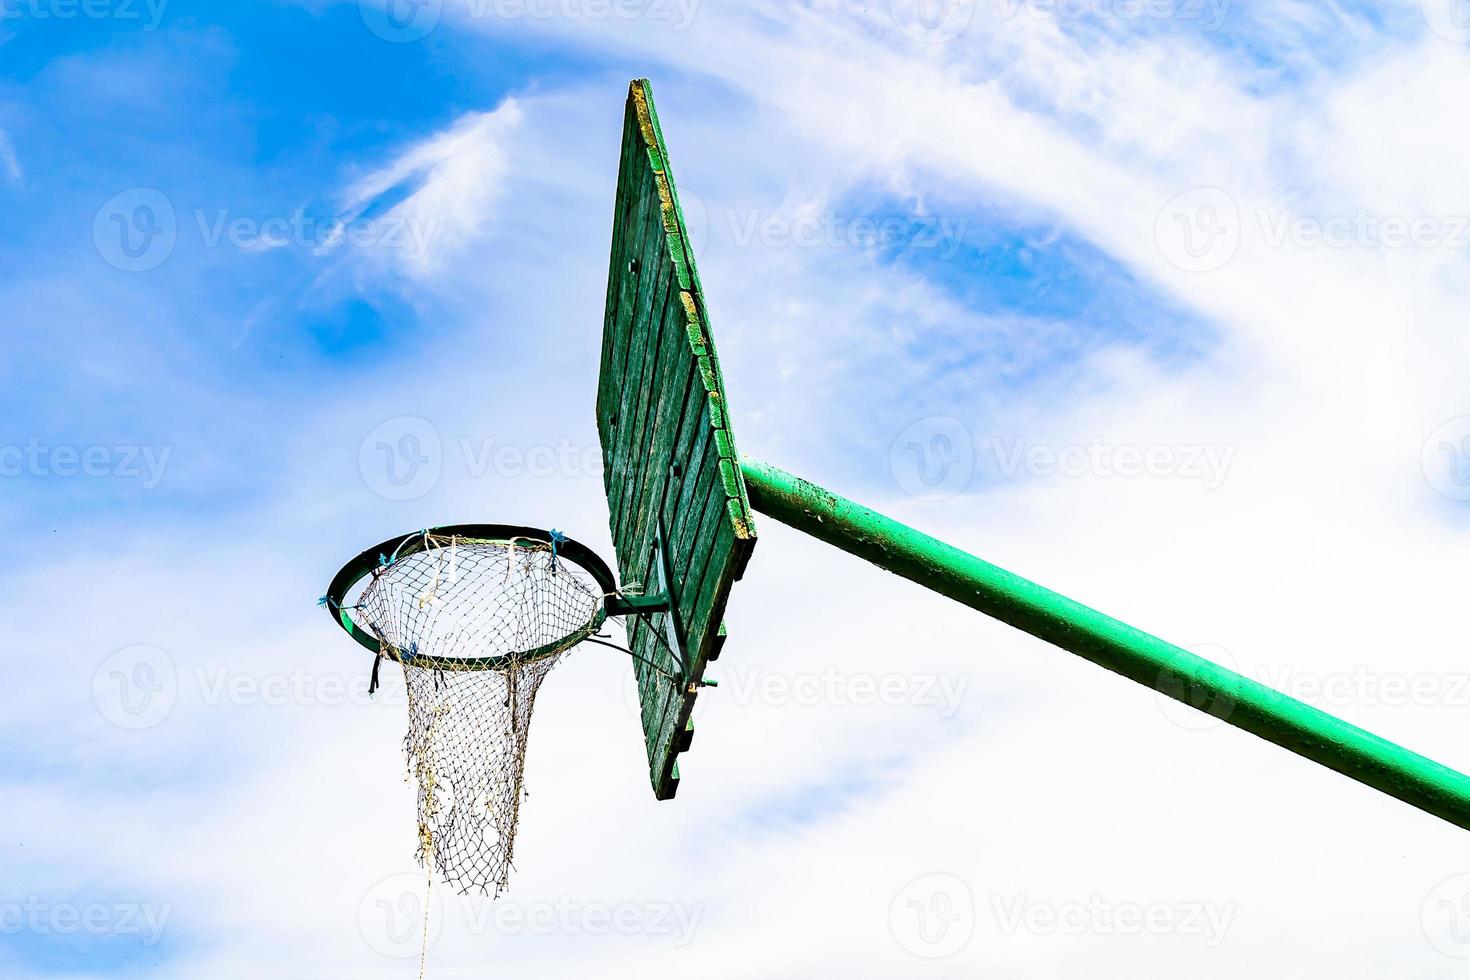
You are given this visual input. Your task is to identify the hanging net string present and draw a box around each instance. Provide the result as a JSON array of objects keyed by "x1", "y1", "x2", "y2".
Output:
[{"x1": 350, "y1": 534, "x2": 605, "y2": 895}]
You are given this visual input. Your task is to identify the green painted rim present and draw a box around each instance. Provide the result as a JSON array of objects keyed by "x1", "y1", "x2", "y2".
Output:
[{"x1": 325, "y1": 524, "x2": 617, "y2": 672}]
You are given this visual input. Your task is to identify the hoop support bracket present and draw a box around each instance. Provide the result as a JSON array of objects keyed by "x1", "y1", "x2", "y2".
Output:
[{"x1": 604, "y1": 521, "x2": 690, "y2": 682}]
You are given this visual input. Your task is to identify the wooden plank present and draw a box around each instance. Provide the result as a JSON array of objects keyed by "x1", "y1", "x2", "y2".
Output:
[
  {"x1": 610, "y1": 249, "x2": 675, "y2": 552},
  {"x1": 596, "y1": 102, "x2": 644, "y2": 426},
  {"x1": 622, "y1": 274, "x2": 696, "y2": 563},
  {"x1": 606, "y1": 214, "x2": 667, "y2": 558}
]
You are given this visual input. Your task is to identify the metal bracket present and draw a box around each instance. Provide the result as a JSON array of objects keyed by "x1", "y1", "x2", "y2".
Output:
[{"x1": 603, "y1": 520, "x2": 690, "y2": 682}]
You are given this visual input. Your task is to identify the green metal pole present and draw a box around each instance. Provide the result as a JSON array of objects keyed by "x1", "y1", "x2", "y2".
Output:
[{"x1": 740, "y1": 456, "x2": 1470, "y2": 832}]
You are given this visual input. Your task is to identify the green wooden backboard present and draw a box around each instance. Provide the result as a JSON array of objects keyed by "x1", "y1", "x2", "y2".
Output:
[{"x1": 597, "y1": 79, "x2": 757, "y2": 800}]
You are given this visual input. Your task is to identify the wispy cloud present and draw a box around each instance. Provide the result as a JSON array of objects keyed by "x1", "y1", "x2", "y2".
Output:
[
  {"x1": 337, "y1": 99, "x2": 522, "y2": 276},
  {"x1": 0, "y1": 127, "x2": 21, "y2": 186}
]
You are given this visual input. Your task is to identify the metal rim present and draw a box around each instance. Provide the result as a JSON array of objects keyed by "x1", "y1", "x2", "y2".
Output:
[{"x1": 325, "y1": 524, "x2": 617, "y2": 671}]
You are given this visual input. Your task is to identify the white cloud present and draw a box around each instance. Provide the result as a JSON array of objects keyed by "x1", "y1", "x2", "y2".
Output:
[
  {"x1": 0, "y1": 127, "x2": 21, "y2": 185},
  {"x1": 337, "y1": 99, "x2": 523, "y2": 276}
]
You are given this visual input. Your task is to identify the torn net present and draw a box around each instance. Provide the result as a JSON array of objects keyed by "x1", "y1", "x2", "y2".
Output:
[{"x1": 353, "y1": 535, "x2": 603, "y2": 894}]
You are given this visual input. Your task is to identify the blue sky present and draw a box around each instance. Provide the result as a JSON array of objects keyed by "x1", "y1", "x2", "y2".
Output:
[{"x1": 7, "y1": 1, "x2": 1470, "y2": 977}]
